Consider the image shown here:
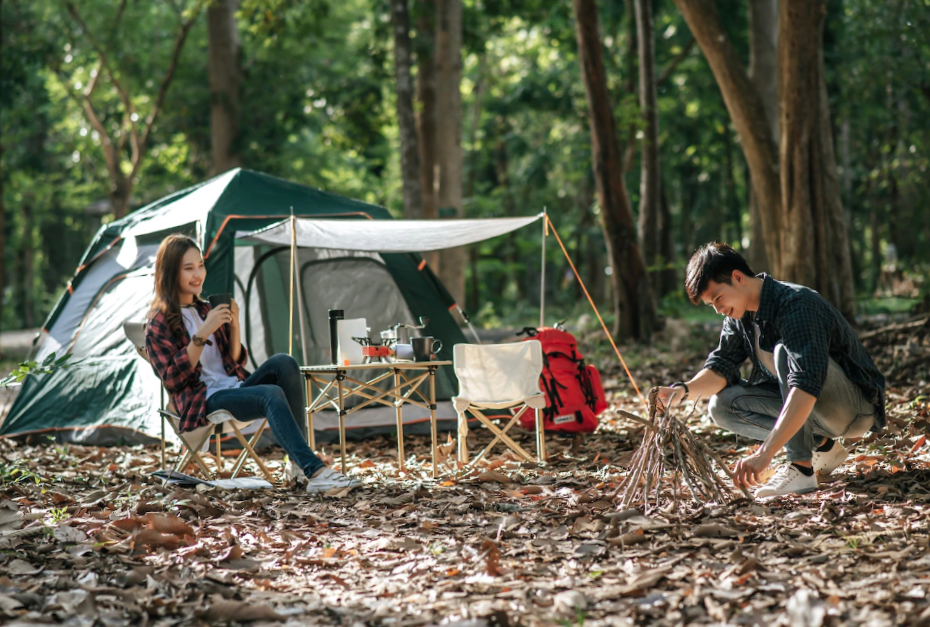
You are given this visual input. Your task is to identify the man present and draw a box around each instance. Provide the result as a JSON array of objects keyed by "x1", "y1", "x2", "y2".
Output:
[{"x1": 656, "y1": 243, "x2": 885, "y2": 498}]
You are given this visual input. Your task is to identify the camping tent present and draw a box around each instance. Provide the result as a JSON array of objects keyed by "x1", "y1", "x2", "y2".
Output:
[{"x1": 0, "y1": 169, "x2": 486, "y2": 445}]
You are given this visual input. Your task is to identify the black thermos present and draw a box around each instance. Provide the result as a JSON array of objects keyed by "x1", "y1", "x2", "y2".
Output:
[{"x1": 328, "y1": 309, "x2": 344, "y2": 364}]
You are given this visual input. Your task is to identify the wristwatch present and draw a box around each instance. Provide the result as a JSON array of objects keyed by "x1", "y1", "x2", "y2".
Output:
[
  {"x1": 192, "y1": 334, "x2": 208, "y2": 347},
  {"x1": 670, "y1": 381, "x2": 690, "y2": 403}
]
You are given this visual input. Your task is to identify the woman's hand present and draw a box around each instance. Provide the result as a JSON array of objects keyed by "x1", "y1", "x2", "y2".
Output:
[
  {"x1": 230, "y1": 298, "x2": 241, "y2": 329},
  {"x1": 202, "y1": 304, "x2": 233, "y2": 337}
]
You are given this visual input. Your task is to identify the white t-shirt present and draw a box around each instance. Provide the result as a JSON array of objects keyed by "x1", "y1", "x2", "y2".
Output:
[
  {"x1": 181, "y1": 307, "x2": 242, "y2": 398},
  {"x1": 753, "y1": 318, "x2": 777, "y2": 376}
]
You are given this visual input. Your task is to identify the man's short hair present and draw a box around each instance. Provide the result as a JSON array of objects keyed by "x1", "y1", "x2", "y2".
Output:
[{"x1": 685, "y1": 242, "x2": 755, "y2": 303}]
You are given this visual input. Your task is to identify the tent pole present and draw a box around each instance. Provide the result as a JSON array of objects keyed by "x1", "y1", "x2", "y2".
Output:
[
  {"x1": 288, "y1": 212, "x2": 295, "y2": 357},
  {"x1": 457, "y1": 304, "x2": 482, "y2": 345},
  {"x1": 540, "y1": 207, "x2": 547, "y2": 328},
  {"x1": 293, "y1": 224, "x2": 309, "y2": 365}
]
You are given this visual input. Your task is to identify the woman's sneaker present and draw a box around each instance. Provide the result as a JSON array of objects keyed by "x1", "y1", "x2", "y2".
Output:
[
  {"x1": 305, "y1": 468, "x2": 361, "y2": 494},
  {"x1": 812, "y1": 440, "x2": 849, "y2": 475},
  {"x1": 754, "y1": 464, "x2": 817, "y2": 498}
]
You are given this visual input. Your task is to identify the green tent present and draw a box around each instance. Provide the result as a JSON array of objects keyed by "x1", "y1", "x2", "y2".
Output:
[{"x1": 0, "y1": 168, "x2": 467, "y2": 445}]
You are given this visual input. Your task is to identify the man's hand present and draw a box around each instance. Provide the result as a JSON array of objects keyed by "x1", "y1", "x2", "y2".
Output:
[
  {"x1": 731, "y1": 449, "x2": 774, "y2": 490},
  {"x1": 654, "y1": 386, "x2": 686, "y2": 413}
]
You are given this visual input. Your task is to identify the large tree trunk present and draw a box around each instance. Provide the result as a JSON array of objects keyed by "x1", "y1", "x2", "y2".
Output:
[
  {"x1": 208, "y1": 0, "x2": 242, "y2": 175},
  {"x1": 573, "y1": 0, "x2": 657, "y2": 340},
  {"x1": 415, "y1": 2, "x2": 439, "y2": 266},
  {"x1": 746, "y1": 0, "x2": 778, "y2": 273},
  {"x1": 673, "y1": 0, "x2": 782, "y2": 273},
  {"x1": 816, "y1": 51, "x2": 856, "y2": 320},
  {"x1": 634, "y1": 0, "x2": 663, "y2": 296},
  {"x1": 434, "y1": 0, "x2": 465, "y2": 306},
  {"x1": 390, "y1": 0, "x2": 423, "y2": 219},
  {"x1": 778, "y1": 0, "x2": 854, "y2": 321}
]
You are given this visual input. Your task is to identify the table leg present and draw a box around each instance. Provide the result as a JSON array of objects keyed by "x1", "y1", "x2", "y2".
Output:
[
  {"x1": 394, "y1": 369, "x2": 405, "y2": 473},
  {"x1": 429, "y1": 366, "x2": 438, "y2": 478},
  {"x1": 337, "y1": 372, "x2": 347, "y2": 474},
  {"x1": 304, "y1": 375, "x2": 316, "y2": 452}
]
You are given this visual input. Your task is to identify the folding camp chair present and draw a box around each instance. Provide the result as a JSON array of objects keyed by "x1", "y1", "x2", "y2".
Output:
[
  {"x1": 122, "y1": 321, "x2": 274, "y2": 483},
  {"x1": 452, "y1": 341, "x2": 547, "y2": 468}
]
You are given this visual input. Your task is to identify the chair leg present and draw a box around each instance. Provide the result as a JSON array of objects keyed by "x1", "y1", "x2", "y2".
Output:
[
  {"x1": 214, "y1": 428, "x2": 223, "y2": 478},
  {"x1": 229, "y1": 421, "x2": 275, "y2": 483},
  {"x1": 457, "y1": 411, "x2": 469, "y2": 465},
  {"x1": 535, "y1": 408, "x2": 546, "y2": 462}
]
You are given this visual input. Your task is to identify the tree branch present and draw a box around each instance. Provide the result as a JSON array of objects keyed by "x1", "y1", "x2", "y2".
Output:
[
  {"x1": 49, "y1": 63, "x2": 121, "y2": 182},
  {"x1": 133, "y1": 2, "x2": 205, "y2": 175},
  {"x1": 62, "y1": 0, "x2": 133, "y2": 113},
  {"x1": 657, "y1": 37, "x2": 695, "y2": 86}
]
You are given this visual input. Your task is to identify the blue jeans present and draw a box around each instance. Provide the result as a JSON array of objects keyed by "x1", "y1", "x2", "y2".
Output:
[
  {"x1": 207, "y1": 353, "x2": 325, "y2": 477},
  {"x1": 707, "y1": 344, "x2": 876, "y2": 462}
]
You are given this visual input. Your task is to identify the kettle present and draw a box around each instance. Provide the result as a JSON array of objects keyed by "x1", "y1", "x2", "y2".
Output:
[{"x1": 382, "y1": 317, "x2": 429, "y2": 346}]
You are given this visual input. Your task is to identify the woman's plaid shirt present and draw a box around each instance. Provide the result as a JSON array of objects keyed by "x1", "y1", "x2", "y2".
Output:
[{"x1": 145, "y1": 300, "x2": 249, "y2": 432}]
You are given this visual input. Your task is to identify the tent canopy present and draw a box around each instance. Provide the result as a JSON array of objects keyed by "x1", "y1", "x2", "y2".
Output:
[{"x1": 236, "y1": 214, "x2": 543, "y2": 252}]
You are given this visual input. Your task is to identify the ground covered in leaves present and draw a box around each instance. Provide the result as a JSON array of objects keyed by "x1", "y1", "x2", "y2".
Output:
[{"x1": 1, "y1": 319, "x2": 928, "y2": 627}]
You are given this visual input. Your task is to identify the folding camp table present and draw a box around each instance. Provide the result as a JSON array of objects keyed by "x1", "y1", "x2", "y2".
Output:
[{"x1": 301, "y1": 361, "x2": 452, "y2": 478}]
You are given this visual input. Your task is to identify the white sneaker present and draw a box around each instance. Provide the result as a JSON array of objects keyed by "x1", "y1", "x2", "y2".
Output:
[
  {"x1": 754, "y1": 464, "x2": 818, "y2": 498},
  {"x1": 812, "y1": 440, "x2": 848, "y2": 475},
  {"x1": 305, "y1": 468, "x2": 361, "y2": 494}
]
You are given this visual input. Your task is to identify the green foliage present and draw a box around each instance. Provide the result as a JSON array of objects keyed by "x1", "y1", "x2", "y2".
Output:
[
  {"x1": 0, "y1": 352, "x2": 78, "y2": 388},
  {"x1": 2, "y1": 0, "x2": 926, "y2": 332}
]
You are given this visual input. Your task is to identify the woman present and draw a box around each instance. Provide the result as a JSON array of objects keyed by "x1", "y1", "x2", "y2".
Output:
[{"x1": 144, "y1": 234, "x2": 358, "y2": 493}]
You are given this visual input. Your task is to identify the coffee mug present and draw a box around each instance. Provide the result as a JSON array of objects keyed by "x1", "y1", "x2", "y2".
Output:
[
  {"x1": 208, "y1": 293, "x2": 232, "y2": 309},
  {"x1": 412, "y1": 337, "x2": 442, "y2": 362}
]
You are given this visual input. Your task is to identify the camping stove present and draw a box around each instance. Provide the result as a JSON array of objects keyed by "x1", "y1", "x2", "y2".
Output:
[{"x1": 352, "y1": 336, "x2": 395, "y2": 364}]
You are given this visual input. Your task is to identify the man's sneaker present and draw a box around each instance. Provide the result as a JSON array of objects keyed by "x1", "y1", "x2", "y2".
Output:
[
  {"x1": 305, "y1": 468, "x2": 361, "y2": 494},
  {"x1": 754, "y1": 464, "x2": 818, "y2": 498},
  {"x1": 812, "y1": 440, "x2": 849, "y2": 475}
]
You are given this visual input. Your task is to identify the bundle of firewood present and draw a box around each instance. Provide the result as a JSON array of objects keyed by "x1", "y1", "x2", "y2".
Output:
[{"x1": 612, "y1": 388, "x2": 752, "y2": 510}]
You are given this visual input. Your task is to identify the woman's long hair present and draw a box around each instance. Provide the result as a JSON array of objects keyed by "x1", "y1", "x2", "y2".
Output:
[{"x1": 149, "y1": 234, "x2": 202, "y2": 337}]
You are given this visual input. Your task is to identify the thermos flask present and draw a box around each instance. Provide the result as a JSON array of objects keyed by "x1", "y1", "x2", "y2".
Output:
[{"x1": 328, "y1": 309, "x2": 344, "y2": 364}]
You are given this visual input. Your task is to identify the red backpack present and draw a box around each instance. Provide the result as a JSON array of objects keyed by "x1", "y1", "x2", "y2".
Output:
[{"x1": 517, "y1": 326, "x2": 608, "y2": 433}]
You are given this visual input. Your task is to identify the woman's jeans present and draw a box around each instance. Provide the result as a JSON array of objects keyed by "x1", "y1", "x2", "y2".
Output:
[
  {"x1": 707, "y1": 344, "x2": 876, "y2": 462},
  {"x1": 206, "y1": 353, "x2": 325, "y2": 477}
]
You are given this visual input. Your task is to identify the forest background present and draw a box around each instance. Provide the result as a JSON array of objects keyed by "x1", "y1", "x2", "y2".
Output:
[{"x1": 2, "y1": 0, "x2": 928, "y2": 350}]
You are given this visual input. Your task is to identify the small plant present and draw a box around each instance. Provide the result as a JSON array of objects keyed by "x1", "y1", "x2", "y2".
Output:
[
  {"x1": 0, "y1": 461, "x2": 42, "y2": 486},
  {"x1": 49, "y1": 507, "x2": 70, "y2": 524},
  {"x1": 558, "y1": 608, "x2": 587, "y2": 627},
  {"x1": 1, "y1": 352, "x2": 79, "y2": 388}
]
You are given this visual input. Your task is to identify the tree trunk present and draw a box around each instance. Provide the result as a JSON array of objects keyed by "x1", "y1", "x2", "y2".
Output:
[
  {"x1": 634, "y1": 0, "x2": 662, "y2": 295},
  {"x1": 208, "y1": 0, "x2": 242, "y2": 175},
  {"x1": 746, "y1": 0, "x2": 777, "y2": 273},
  {"x1": 572, "y1": 0, "x2": 657, "y2": 340},
  {"x1": 434, "y1": 0, "x2": 465, "y2": 306},
  {"x1": 0, "y1": 141, "x2": 5, "y2": 350},
  {"x1": 778, "y1": 0, "x2": 854, "y2": 321},
  {"x1": 391, "y1": 0, "x2": 423, "y2": 219},
  {"x1": 21, "y1": 202, "x2": 35, "y2": 329},
  {"x1": 673, "y1": 0, "x2": 782, "y2": 272},
  {"x1": 415, "y1": 2, "x2": 439, "y2": 266},
  {"x1": 658, "y1": 187, "x2": 675, "y2": 294},
  {"x1": 816, "y1": 50, "x2": 856, "y2": 320}
]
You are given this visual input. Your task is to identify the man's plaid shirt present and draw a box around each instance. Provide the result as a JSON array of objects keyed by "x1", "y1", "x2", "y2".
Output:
[
  {"x1": 704, "y1": 274, "x2": 886, "y2": 431},
  {"x1": 145, "y1": 300, "x2": 249, "y2": 433}
]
